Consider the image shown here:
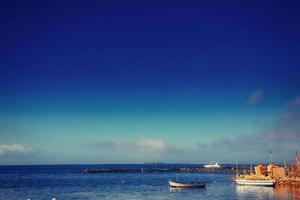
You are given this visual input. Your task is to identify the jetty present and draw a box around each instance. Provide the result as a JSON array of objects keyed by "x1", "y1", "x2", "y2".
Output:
[{"x1": 84, "y1": 166, "x2": 236, "y2": 174}]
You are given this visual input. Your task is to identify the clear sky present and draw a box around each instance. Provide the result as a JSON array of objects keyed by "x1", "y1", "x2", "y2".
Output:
[{"x1": 0, "y1": 0, "x2": 300, "y2": 164}]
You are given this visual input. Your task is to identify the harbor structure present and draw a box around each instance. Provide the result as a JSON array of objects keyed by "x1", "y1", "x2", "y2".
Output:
[
  {"x1": 287, "y1": 152, "x2": 300, "y2": 177},
  {"x1": 235, "y1": 152, "x2": 300, "y2": 186}
]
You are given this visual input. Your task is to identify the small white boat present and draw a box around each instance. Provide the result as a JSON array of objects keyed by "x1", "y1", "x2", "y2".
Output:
[
  {"x1": 235, "y1": 179, "x2": 275, "y2": 186},
  {"x1": 168, "y1": 180, "x2": 206, "y2": 188}
]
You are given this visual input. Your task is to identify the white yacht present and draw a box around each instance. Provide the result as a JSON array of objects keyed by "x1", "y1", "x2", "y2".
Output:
[
  {"x1": 204, "y1": 161, "x2": 221, "y2": 168},
  {"x1": 235, "y1": 178, "x2": 275, "y2": 186}
]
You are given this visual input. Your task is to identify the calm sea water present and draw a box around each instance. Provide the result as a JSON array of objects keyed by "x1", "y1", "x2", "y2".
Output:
[{"x1": 0, "y1": 164, "x2": 299, "y2": 200}]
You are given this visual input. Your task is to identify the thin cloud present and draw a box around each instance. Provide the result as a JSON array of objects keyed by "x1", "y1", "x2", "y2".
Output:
[
  {"x1": 286, "y1": 95, "x2": 300, "y2": 108},
  {"x1": 95, "y1": 138, "x2": 184, "y2": 162},
  {"x1": 244, "y1": 89, "x2": 265, "y2": 105},
  {"x1": 97, "y1": 138, "x2": 171, "y2": 153},
  {"x1": 0, "y1": 144, "x2": 33, "y2": 156},
  {"x1": 198, "y1": 95, "x2": 300, "y2": 163},
  {"x1": 136, "y1": 138, "x2": 167, "y2": 150}
]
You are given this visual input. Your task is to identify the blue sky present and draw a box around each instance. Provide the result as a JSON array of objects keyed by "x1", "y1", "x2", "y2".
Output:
[{"x1": 0, "y1": 0, "x2": 300, "y2": 164}]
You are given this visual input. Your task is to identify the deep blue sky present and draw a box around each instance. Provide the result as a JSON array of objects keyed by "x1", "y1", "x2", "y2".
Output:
[{"x1": 0, "y1": 0, "x2": 300, "y2": 164}]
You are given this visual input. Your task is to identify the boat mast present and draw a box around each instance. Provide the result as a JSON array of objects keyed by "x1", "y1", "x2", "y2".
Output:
[
  {"x1": 235, "y1": 160, "x2": 239, "y2": 176},
  {"x1": 269, "y1": 150, "x2": 273, "y2": 165},
  {"x1": 242, "y1": 164, "x2": 245, "y2": 176}
]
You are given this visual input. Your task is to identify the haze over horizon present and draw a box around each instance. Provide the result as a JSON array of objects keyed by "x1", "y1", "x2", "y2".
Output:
[{"x1": 1, "y1": 0, "x2": 300, "y2": 165}]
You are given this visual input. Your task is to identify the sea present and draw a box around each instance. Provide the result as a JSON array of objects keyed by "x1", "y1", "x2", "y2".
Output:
[{"x1": 0, "y1": 164, "x2": 299, "y2": 200}]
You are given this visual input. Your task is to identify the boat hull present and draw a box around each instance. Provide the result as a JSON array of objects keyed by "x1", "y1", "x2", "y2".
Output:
[
  {"x1": 235, "y1": 179, "x2": 275, "y2": 186},
  {"x1": 168, "y1": 180, "x2": 206, "y2": 188}
]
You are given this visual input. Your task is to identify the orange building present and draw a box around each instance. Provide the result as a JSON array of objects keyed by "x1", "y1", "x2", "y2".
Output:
[
  {"x1": 272, "y1": 166, "x2": 286, "y2": 178},
  {"x1": 254, "y1": 165, "x2": 267, "y2": 176},
  {"x1": 267, "y1": 164, "x2": 273, "y2": 173}
]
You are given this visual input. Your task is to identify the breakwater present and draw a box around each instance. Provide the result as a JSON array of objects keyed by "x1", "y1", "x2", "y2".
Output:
[
  {"x1": 276, "y1": 177, "x2": 300, "y2": 186},
  {"x1": 84, "y1": 166, "x2": 237, "y2": 174}
]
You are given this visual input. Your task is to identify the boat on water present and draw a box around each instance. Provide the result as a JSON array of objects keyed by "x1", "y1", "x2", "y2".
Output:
[
  {"x1": 233, "y1": 162, "x2": 275, "y2": 187},
  {"x1": 168, "y1": 180, "x2": 206, "y2": 188},
  {"x1": 235, "y1": 178, "x2": 275, "y2": 186},
  {"x1": 203, "y1": 161, "x2": 221, "y2": 168}
]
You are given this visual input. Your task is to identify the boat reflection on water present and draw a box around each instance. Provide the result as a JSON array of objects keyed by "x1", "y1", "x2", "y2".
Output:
[
  {"x1": 236, "y1": 185, "x2": 300, "y2": 200},
  {"x1": 169, "y1": 187, "x2": 185, "y2": 192},
  {"x1": 169, "y1": 186, "x2": 205, "y2": 192},
  {"x1": 236, "y1": 185, "x2": 275, "y2": 200},
  {"x1": 274, "y1": 185, "x2": 300, "y2": 200}
]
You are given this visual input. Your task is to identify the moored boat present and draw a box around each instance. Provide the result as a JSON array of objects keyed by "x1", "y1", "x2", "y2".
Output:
[
  {"x1": 204, "y1": 161, "x2": 221, "y2": 168},
  {"x1": 168, "y1": 180, "x2": 206, "y2": 188},
  {"x1": 235, "y1": 178, "x2": 275, "y2": 186}
]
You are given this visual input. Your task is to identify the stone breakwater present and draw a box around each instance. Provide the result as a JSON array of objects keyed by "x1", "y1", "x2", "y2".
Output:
[
  {"x1": 276, "y1": 177, "x2": 300, "y2": 186},
  {"x1": 84, "y1": 167, "x2": 236, "y2": 174}
]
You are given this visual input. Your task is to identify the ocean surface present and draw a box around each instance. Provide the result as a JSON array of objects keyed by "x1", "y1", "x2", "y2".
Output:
[{"x1": 0, "y1": 164, "x2": 299, "y2": 200}]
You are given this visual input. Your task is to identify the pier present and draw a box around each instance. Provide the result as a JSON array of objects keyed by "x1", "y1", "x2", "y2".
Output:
[{"x1": 83, "y1": 166, "x2": 237, "y2": 174}]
